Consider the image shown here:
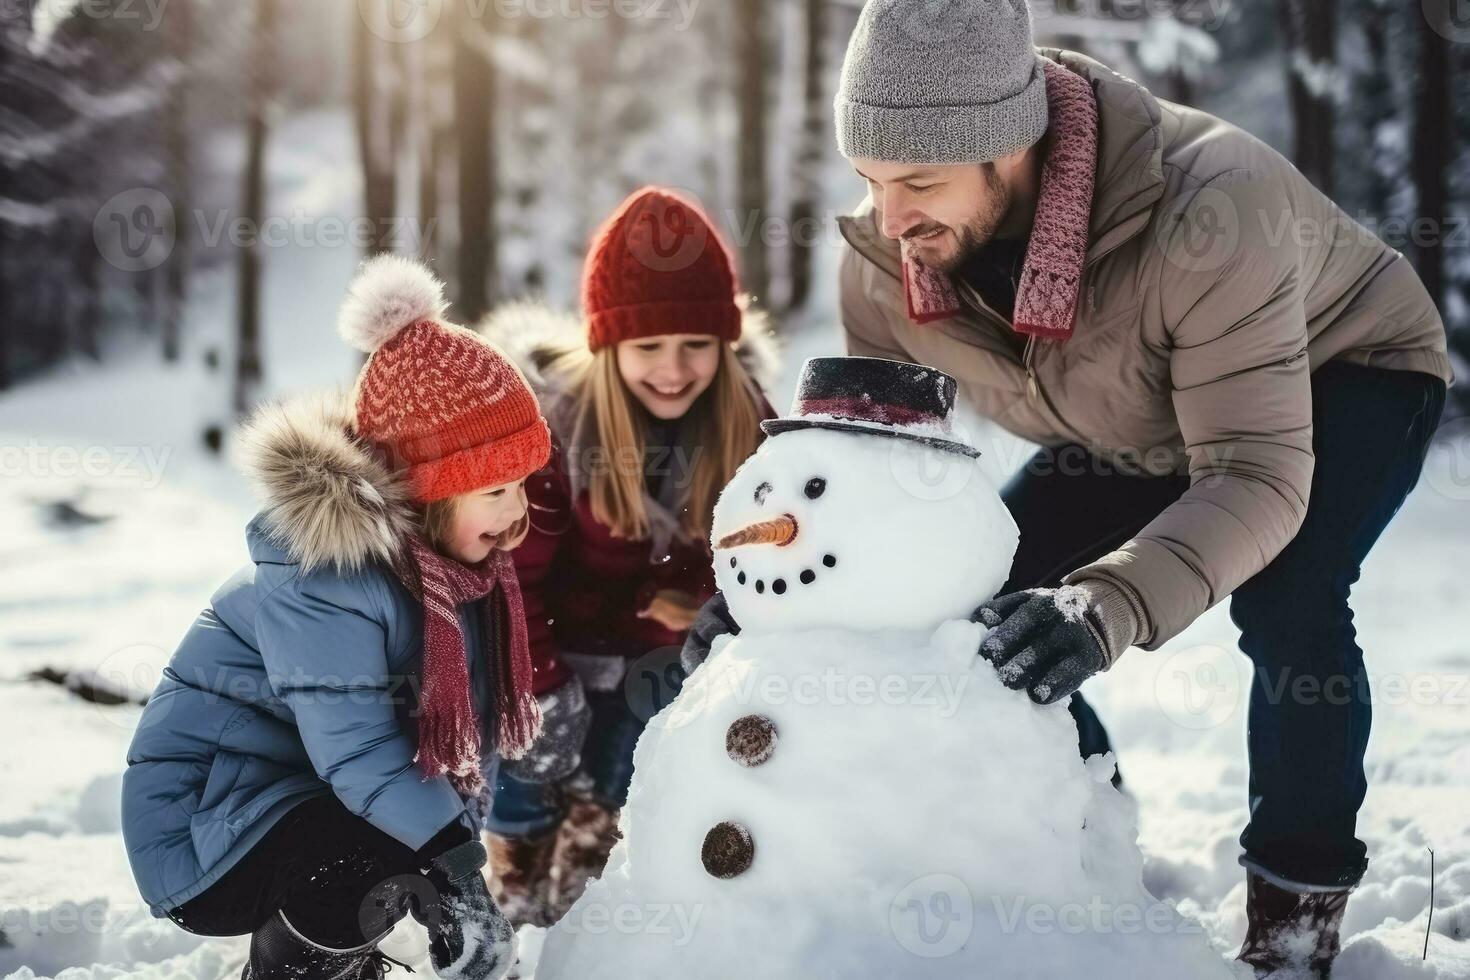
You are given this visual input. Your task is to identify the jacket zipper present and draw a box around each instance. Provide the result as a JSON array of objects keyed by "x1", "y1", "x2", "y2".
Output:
[
  {"x1": 955, "y1": 279, "x2": 1083, "y2": 438},
  {"x1": 1021, "y1": 331, "x2": 1083, "y2": 439},
  {"x1": 1023, "y1": 334, "x2": 1039, "y2": 400}
]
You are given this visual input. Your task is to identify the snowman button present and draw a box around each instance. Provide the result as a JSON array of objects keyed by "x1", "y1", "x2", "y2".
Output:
[
  {"x1": 726, "y1": 714, "x2": 778, "y2": 767},
  {"x1": 702, "y1": 821, "x2": 755, "y2": 878}
]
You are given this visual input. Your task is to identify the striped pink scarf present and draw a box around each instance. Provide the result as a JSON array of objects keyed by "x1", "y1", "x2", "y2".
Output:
[{"x1": 400, "y1": 535, "x2": 542, "y2": 796}]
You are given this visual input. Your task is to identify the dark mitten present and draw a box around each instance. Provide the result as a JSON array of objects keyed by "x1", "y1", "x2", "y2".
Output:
[
  {"x1": 501, "y1": 675, "x2": 592, "y2": 782},
  {"x1": 680, "y1": 591, "x2": 739, "y2": 675},
  {"x1": 415, "y1": 839, "x2": 516, "y2": 980},
  {"x1": 972, "y1": 586, "x2": 1115, "y2": 705}
]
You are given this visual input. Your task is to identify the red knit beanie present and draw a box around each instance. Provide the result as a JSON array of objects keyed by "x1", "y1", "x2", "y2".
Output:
[
  {"x1": 337, "y1": 255, "x2": 551, "y2": 503},
  {"x1": 582, "y1": 187, "x2": 743, "y2": 351}
]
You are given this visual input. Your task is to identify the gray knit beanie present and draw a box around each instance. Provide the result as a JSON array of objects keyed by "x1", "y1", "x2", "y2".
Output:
[{"x1": 834, "y1": 0, "x2": 1048, "y2": 165}]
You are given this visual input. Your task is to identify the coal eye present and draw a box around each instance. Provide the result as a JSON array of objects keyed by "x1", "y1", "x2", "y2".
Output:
[
  {"x1": 754, "y1": 481, "x2": 772, "y2": 504},
  {"x1": 804, "y1": 477, "x2": 826, "y2": 500}
]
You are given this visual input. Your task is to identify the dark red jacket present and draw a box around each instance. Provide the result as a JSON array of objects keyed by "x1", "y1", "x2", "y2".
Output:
[
  {"x1": 515, "y1": 441, "x2": 705, "y2": 694},
  {"x1": 481, "y1": 302, "x2": 779, "y2": 696}
]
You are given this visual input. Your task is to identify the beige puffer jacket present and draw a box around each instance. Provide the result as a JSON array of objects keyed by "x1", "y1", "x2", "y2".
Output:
[{"x1": 838, "y1": 49, "x2": 1452, "y2": 650}]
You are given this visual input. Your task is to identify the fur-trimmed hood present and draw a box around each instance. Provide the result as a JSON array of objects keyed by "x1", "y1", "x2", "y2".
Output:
[
  {"x1": 234, "y1": 391, "x2": 416, "y2": 574},
  {"x1": 474, "y1": 299, "x2": 781, "y2": 413}
]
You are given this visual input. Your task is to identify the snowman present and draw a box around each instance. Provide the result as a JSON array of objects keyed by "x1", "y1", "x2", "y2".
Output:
[{"x1": 533, "y1": 357, "x2": 1239, "y2": 980}]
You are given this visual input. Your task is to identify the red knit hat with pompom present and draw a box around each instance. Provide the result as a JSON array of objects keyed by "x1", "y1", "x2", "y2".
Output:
[
  {"x1": 337, "y1": 255, "x2": 551, "y2": 503},
  {"x1": 581, "y1": 187, "x2": 743, "y2": 351}
]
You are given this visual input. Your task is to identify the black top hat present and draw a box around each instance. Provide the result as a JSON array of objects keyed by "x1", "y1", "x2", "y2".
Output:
[{"x1": 761, "y1": 357, "x2": 981, "y2": 458}]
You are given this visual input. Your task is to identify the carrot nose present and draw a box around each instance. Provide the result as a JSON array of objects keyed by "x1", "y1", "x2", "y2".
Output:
[{"x1": 717, "y1": 514, "x2": 798, "y2": 549}]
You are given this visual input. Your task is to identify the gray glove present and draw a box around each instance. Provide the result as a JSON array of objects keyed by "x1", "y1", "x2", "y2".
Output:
[
  {"x1": 500, "y1": 674, "x2": 591, "y2": 783},
  {"x1": 417, "y1": 839, "x2": 515, "y2": 980},
  {"x1": 973, "y1": 585, "x2": 1118, "y2": 706},
  {"x1": 679, "y1": 591, "x2": 739, "y2": 675}
]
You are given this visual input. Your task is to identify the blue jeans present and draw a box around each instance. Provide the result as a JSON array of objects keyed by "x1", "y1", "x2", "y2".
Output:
[
  {"x1": 485, "y1": 681, "x2": 652, "y2": 838},
  {"x1": 998, "y1": 361, "x2": 1446, "y2": 889}
]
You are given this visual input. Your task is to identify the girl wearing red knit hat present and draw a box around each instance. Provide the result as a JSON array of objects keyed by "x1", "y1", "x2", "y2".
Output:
[
  {"x1": 121, "y1": 255, "x2": 552, "y2": 980},
  {"x1": 476, "y1": 187, "x2": 778, "y2": 928}
]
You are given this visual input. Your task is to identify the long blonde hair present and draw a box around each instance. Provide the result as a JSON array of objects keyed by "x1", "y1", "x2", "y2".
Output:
[{"x1": 548, "y1": 341, "x2": 763, "y2": 543}]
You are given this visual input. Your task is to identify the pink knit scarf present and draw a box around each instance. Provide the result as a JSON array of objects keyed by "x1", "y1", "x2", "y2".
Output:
[
  {"x1": 902, "y1": 58, "x2": 1100, "y2": 341},
  {"x1": 398, "y1": 535, "x2": 542, "y2": 796}
]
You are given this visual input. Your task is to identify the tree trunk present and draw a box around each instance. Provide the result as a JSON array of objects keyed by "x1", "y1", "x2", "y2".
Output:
[
  {"x1": 235, "y1": 0, "x2": 274, "y2": 417},
  {"x1": 735, "y1": 0, "x2": 771, "y2": 302},
  {"x1": 787, "y1": 0, "x2": 826, "y2": 312},
  {"x1": 73, "y1": 230, "x2": 100, "y2": 362},
  {"x1": 453, "y1": 10, "x2": 495, "y2": 320},
  {"x1": 414, "y1": 26, "x2": 451, "y2": 263},
  {"x1": 1411, "y1": 0, "x2": 1450, "y2": 314},
  {"x1": 354, "y1": 6, "x2": 395, "y2": 256},
  {"x1": 1353, "y1": 0, "x2": 1395, "y2": 218},
  {"x1": 1278, "y1": 0, "x2": 1337, "y2": 195},
  {"x1": 162, "y1": 0, "x2": 191, "y2": 362}
]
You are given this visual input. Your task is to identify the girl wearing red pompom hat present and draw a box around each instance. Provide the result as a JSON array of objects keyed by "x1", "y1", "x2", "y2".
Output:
[
  {"x1": 122, "y1": 255, "x2": 553, "y2": 979},
  {"x1": 475, "y1": 186, "x2": 779, "y2": 927}
]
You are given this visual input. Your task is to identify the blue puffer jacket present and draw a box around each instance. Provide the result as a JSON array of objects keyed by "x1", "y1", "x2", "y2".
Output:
[{"x1": 122, "y1": 393, "x2": 501, "y2": 917}]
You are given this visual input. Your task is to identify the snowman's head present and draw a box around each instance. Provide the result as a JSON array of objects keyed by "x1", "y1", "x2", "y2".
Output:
[{"x1": 711, "y1": 419, "x2": 1018, "y2": 635}]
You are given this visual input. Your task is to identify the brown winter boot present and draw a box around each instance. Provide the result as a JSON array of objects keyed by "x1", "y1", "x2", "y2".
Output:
[
  {"x1": 548, "y1": 794, "x2": 621, "y2": 918},
  {"x1": 486, "y1": 829, "x2": 559, "y2": 929},
  {"x1": 1237, "y1": 873, "x2": 1351, "y2": 978}
]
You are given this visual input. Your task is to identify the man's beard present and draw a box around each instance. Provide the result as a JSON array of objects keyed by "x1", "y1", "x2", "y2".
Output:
[{"x1": 903, "y1": 167, "x2": 1011, "y2": 276}]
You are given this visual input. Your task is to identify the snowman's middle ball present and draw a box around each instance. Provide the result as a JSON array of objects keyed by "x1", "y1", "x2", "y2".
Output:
[{"x1": 711, "y1": 427, "x2": 1018, "y2": 635}]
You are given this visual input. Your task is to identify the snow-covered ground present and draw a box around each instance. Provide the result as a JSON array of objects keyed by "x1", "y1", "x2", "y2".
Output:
[{"x1": 2, "y1": 108, "x2": 1467, "y2": 979}]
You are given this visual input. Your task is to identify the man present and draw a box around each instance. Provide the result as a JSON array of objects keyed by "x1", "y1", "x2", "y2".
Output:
[{"x1": 683, "y1": 0, "x2": 1452, "y2": 976}]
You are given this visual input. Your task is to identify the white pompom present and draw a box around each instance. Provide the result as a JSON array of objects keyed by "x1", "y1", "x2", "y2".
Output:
[{"x1": 336, "y1": 254, "x2": 450, "y2": 353}]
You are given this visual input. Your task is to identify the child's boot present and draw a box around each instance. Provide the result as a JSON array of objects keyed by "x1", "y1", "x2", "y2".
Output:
[
  {"x1": 241, "y1": 910, "x2": 401, "y2": 979},
  {"x1": 548, "y1": 793, "x2": 620, "y2": 916},
  {"x1": 487, "y1": 829, "x2": 559, "y2": 928}
]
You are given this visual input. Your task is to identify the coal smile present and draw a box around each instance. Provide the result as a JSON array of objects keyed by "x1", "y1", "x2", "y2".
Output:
[{"x1": 729, "y1": 552, "x2": 838, "y2": 597}]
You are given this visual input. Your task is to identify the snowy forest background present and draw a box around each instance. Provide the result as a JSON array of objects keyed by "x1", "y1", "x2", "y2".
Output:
[
  {"x1": 2, "y1": 0, "x2": 1468, "y2": 412},
  {"x1": 2, "y1": 2, "x2": 1470, "y2": 979}
]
